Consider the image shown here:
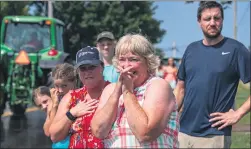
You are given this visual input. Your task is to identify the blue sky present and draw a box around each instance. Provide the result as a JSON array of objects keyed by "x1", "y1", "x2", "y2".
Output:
[{"x1": 153, "y1": 1, "x2": 250, "y2": 58}]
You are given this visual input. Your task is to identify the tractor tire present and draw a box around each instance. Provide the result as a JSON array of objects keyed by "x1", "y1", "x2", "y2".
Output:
[
  {"x1": 0, "y1": 100, "x2": 6, "y2": 116},
  {"x1": 0, "y1": 90, "x2": 6, "y2": 116},
  {"x1": 10, "y1": 104, "x2": 27, "y2": 116},
  {"x1": 0, "y1": 68, "x2": 7, "y2": 116}
]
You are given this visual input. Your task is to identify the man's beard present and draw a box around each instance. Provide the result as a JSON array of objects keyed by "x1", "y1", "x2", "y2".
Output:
[{"x1": 202, "y1": 27, "x2": 222, "y2": 39}]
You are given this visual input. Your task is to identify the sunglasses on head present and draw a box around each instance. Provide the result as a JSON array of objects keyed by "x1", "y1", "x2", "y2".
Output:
[{"x1": 79, "y1": 65, "x2": 97, "y2": 71}]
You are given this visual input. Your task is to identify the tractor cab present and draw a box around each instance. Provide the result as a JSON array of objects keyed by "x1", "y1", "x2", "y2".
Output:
[
  {"x1": 0, "y1": 16, "x2": 71, "y2": 116},
  {"x1": 4, "y1": 20, "x2": 50, "y2": 53}
]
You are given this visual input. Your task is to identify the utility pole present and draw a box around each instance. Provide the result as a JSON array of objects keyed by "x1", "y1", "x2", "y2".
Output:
[
  {"x1": 172, "y1": 41, "x2": 176, "y2": 58},
  {"x1": 48, "y1": 0, "x2": 53, "y2": 18},
  {"x1": 233, "y1": 0, "x2": 237, "y2": 40}
]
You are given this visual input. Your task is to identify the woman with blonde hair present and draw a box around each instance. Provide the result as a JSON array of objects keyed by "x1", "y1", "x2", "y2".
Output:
[{"x1": 91, "y1": 34, "x2": 179, "y2": 148}]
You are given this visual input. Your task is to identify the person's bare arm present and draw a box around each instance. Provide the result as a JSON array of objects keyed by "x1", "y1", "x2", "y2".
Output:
[
  {"x1": 124, "y1": 79, "x2": 176, "y2": 143},
  {"x1": 43, "y1": 88, "x2": 59, "y2": 137},
  {"x1": 43, "y1": 112, "x2": 52, "y2": 137},
  {"x1": 43, "y1": 104, "x2": 58, "y2": 137},
  {"x1": 49, "y1": 91, "x2": 98, "y2": 142},
  {"x1": 173, "y1": 79, "x2": 185, "y2": 111},
  {"x1": 236, "y1": 96, "x2": 251, "y2": 117},
  {"x1": 91, "y1": 83, "x2": 121, "y2": 139},
  {"x1": 49, "y1": 103, "x2": 58, "y2": 122},
  {"x1": 210, "y1": 96, "x2": 251, "y2": 130},
  {"x1": 49, "y1": 92, "x2": 73, "y2": 142}
]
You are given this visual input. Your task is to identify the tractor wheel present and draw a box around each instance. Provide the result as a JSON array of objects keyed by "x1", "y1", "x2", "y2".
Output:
[
  {"x1": 0, "y1": 92, "x2": 7, "y2": 116},
  {"x1": 0, "y1": 69, "x2": 7, "y2": 116},
  {"x1": 10, "y1": 104, "x2": 27, "y2": 116},
  {"x1": 0, "y1": 98, "x2": 6, "y2": 116}
]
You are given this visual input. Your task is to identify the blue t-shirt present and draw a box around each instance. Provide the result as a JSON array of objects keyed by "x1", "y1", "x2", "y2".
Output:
[
  {"x1": 52, "y1": 135, "x2": 70, "y2": 148},
  {"x1": 51, "y1": 96, "x2": 70, "y2": 148},
  {"x1": 178, "y1": 37, "x2": 250, "y2": 137},
  {"x1": 103, "y1": 65, "x2": 119, "y2": 83}
]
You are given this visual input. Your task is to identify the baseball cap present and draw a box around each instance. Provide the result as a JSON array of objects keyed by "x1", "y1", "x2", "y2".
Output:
[
  {"x1": 96, "y1": 31, "x2": 115, "y2": 42},
  {"x1": 75, "y1": 46, "x2": 101, "y2": 69}
]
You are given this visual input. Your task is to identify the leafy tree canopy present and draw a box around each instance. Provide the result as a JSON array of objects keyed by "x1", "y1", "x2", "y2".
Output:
[
  {"x1": 0, "y1": 1, "x2": 29, "y2": 27},
  {"x1": 30, "y1": 1, "x2": 166, "y2": 59}
]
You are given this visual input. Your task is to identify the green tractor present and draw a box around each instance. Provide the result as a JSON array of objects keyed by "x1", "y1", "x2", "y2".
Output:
[{"x1": 0, "y1": 16, "x2": 72, "y2": 116}]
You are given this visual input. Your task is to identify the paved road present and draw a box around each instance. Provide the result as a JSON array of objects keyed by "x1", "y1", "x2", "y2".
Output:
[{"x1": 1, "y1": 108, "x2": 52, "y2": 148}]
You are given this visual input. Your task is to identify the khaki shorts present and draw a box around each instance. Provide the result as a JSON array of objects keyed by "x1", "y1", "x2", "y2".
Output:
[{"x1": 178, "y1": 132, "x2": 231, "y2": 148}]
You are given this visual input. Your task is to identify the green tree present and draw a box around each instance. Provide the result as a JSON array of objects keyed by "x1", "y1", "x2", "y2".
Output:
[
  {"x1": 186, "y1": 1, "x2": 232, "y2": 9},
  {"x1": 29, "y1": 1, "x2": 46, "y2": 16},
  {"x1": 0, "y1": 1, "x2": 29, "y2": 27},
  {"x1": 31, "y1": 1, "x2": 166, "y2": 59},
  {"x1": 155, "y1": 47, "x2": 165, "y2": 61}
]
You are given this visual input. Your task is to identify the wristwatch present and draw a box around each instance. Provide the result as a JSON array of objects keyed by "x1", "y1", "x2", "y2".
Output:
[{"x1": 66, "y1": 111, "x2": 77, "y2": 121}]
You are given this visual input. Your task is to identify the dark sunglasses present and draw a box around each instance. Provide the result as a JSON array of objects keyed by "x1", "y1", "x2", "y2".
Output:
[{"x1": 79, "y1": 65, "x2": 97, "y2": 71}]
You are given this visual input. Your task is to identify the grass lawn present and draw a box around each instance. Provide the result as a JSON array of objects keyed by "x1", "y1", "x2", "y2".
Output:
[
  {"x1": 231, "y1": 132, "x2": 250, "y2": 148},
  {"x1": 231, "y1": 83, "x2": 250, "y2": 149}
]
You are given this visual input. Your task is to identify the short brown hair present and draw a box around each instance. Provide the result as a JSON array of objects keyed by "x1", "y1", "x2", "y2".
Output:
[{"x1": 197, "y1": 1, "x2": 224, "y2": 21}]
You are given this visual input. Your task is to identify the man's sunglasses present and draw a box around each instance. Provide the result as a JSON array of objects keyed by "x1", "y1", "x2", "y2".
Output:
[{"x1": 79, "y1": 65, "x2": 97, "y2": 71}]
